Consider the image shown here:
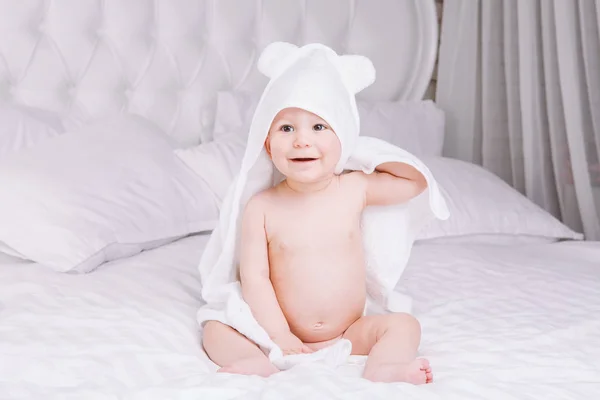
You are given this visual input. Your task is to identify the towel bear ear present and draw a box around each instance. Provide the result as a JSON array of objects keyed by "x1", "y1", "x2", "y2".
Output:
[
  {"x1": 258, "y1": 41, "x2": 376, "y2": 94},
  {"x1": 335, "y1": 55, "x2": 376, "y2": 94},
  {"x1": 258, "y1": 42, "x2": 299, "y2": 78}
]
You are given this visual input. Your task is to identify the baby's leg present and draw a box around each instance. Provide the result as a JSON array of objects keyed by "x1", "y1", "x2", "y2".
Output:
[
  {"x1": 202, "y1": 321, "x2": 279, "y2": 377},
  {"x1": 342, "y1": 313, "x2": 432, "y2": 384}
]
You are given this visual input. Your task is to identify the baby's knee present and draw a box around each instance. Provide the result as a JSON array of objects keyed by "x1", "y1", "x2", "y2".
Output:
[{"x1": 386, "y1": 312, "x2": 421, "y2": 333}]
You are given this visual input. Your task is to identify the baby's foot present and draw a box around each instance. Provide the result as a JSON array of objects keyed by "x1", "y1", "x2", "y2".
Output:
[
  {"x1": 364, "y1": 358, "x2": 433, "y2": 384},
  {"x1": 218, "y1": 356, "x2": 280, "y2": 378}
]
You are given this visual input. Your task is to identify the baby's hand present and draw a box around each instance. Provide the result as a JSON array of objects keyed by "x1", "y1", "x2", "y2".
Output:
[{"x1": 272, "y1": 332, "x2": 314, "y2": 355}]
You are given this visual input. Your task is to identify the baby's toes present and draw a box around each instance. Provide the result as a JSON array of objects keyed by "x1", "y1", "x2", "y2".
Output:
[
  {"x1": 425, "y1": 371, "x2": 433, "y2": 383},
  {"x1": 417, "y1": 358, "x2": 433, "y2": 384},
  {"x1": 418, "y1": 358, "x2": 430, "y2": 369}
]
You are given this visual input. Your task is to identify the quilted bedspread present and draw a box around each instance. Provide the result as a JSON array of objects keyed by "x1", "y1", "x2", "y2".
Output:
[{"x1": 1, "y1": 235, "x2": 599, "y2": 399}]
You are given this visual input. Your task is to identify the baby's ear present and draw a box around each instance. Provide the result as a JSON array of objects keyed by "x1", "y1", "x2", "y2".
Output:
[
  {"x1": 263, "y1": 137, "x2": 272, "y2": 158},
  {"x1": 335, "y1": 55, "x2": 376, "y2": 94},
  {"x1": 258, "y1": 42, "x2": 299, "y2": 78}
]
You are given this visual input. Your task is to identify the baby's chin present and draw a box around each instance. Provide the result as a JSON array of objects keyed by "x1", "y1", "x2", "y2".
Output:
[
  {"x1": 272, "y1": 159, "x2": 338, "y2": 183},
  {"x1": 284, "y1": 170, "x2": 337, "y2": 185}
]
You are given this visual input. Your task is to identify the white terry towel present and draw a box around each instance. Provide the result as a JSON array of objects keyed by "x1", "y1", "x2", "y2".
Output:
[{"x1": 197, "y1": 42, "x2": 450, "y2": 370}]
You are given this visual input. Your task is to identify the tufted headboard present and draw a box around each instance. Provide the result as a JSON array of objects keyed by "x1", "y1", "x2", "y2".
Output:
[{"x1": 0, "y1": 0, "x2": 438, "y2": 146}]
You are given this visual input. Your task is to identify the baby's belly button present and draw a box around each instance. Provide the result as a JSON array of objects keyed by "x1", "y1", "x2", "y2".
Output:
[
  {"x1": 292, "y1": 318, "x2": 330, "y2": 331},
  {"x1": 290, "y1": 312, "x2": 359, "y2": 341},
  {"x1": 294, "y1": 321, "x2": 340, "y2": 342},
  {"x1": 309, "y1": 321, "x2": 330, "y2": 333}
]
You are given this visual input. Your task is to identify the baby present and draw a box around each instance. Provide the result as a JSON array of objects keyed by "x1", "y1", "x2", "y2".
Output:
[{"x1": 202, "y1": 106, "x2": 432, "y2": 384}]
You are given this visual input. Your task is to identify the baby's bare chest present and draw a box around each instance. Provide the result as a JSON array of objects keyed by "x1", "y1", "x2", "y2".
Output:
[{"x1": 265, "y1": 198, "x2": 363, "y2": 253}]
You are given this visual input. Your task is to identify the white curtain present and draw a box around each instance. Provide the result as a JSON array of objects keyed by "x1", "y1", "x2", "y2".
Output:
[{"x1": 436, "y1": 0, "x2": 600, "y2": 240}]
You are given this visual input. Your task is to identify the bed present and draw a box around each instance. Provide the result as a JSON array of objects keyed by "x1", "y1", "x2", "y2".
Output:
[
  {"x1": 2, "y1": 236, "x2": 599, "y2": 398},
  {"x1": 1, "y1": 1, "x2": 599, "y2": 399}
]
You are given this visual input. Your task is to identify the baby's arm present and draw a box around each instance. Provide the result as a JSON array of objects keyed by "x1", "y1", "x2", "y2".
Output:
[
  {"x1": 239, "y1": 195, "x2": 312, "y2": 354},
  {"x1": 357, "y1": 162, "x2": 428, "y2": 206}
]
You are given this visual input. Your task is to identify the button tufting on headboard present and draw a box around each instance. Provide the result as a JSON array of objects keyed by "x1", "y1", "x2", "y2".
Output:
[{"x1": 0, "y1": 0, "x2": 438, "y2": 145}]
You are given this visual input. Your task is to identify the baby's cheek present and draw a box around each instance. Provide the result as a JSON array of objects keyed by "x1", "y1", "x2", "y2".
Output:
[
  {"x1": 326, "y1": 139, "x2": 342, "y2": 156},
  {"x1": 273, "y1": 156, "x2": 290, "y2": 172}
]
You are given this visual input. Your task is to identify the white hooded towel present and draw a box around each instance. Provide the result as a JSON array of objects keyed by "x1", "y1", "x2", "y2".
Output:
[{"x1": 197, "y1": 42, "x2": 450, "y2": 370}]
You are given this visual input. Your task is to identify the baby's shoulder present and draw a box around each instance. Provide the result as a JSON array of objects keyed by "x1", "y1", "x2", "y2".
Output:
[
  {"x1": 339, "y1": 170, "x2": 369, "y2": 191},
  {"x1": 244, "y1": 190, "x2": 268, "y2": 215},
  {"x1": 334, "y1": 171, "x2": 369, "y2": 209},
  {"x1": 244, "y1": 186, "x2": 279, "y2": 213},
  {"x1": 246, "y1": 188, "x2": 268, "y2": 204}
]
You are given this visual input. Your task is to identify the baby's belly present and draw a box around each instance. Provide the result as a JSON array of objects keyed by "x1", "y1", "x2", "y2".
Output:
[{"x1": 270, "y1": 249, "x2": 366, "y2": 343}]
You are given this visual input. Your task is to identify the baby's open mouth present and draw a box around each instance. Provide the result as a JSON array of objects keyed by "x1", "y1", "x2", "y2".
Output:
[{"x1": 290, "y1": 157, "x2": 318, "y2": 162}]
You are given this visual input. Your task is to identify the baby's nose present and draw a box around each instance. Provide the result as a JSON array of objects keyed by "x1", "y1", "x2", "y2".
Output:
[
  {"x1": 293, "y1": 140, "x2": 310, "y2": 148},
  {"x1": 293, "y1": 131, "x2": 312, "y2": 147}
]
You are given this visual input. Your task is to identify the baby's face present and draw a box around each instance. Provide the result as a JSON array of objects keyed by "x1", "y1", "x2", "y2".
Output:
[{"x1": 265, "y1": 107, "x2": 341, "y2": 184}]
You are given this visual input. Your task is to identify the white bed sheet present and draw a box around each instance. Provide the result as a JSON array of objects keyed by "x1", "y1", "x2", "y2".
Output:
[{"x1": 1, "y1": 235, "x2": 599, "y2": 399}]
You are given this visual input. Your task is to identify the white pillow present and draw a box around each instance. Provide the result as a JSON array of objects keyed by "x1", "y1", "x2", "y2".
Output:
[
  {"x1": 212, "y1": 90, "x2": 445, "y2": 157},
  {"x1": 0, "y1": 103, "x2": 65, "y2": 157},
  {"x1": 416, "y1": 157, "x2": 584, "y2": 243},
  {"x1": 175, "y1": 134, "x2": 247, "y2": 205},
  {"x1": 0, "y1": 115, "x2": 219, "y2": 273}
]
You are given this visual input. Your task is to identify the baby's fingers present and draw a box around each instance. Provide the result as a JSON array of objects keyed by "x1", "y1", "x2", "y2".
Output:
[{"x1": 301, "y1": 345, "x2": 314, "y2": 354}]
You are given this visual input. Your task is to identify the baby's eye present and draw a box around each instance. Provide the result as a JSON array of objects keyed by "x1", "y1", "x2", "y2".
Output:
[
  {"x1": 280, "y1": 124, "x2": 294, "y2": 133},
  {"x1": 313, "y1": 124, "x2": 327, "y2": 131}
]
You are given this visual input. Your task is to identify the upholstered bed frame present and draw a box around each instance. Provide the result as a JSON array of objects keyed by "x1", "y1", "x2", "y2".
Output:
[{"x1": 0, "y1": 0, "x2": 439, "y2": 146}]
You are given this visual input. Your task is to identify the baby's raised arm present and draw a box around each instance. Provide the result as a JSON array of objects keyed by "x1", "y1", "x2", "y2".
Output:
[
  {"x1": 354, "y1": 162, "x2": 428, "y2": 206},
  {"x1": 239, "y1": 195, "x2": 312, "y2": 354}
]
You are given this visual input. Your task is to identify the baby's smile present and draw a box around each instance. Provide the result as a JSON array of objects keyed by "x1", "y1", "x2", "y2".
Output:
[
  {"x1": 288, "y1": 157, "x2": 321, "y2": 171},
  {"x1": 289, "y1": 157, "x2": 319, "y2": 162}
]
